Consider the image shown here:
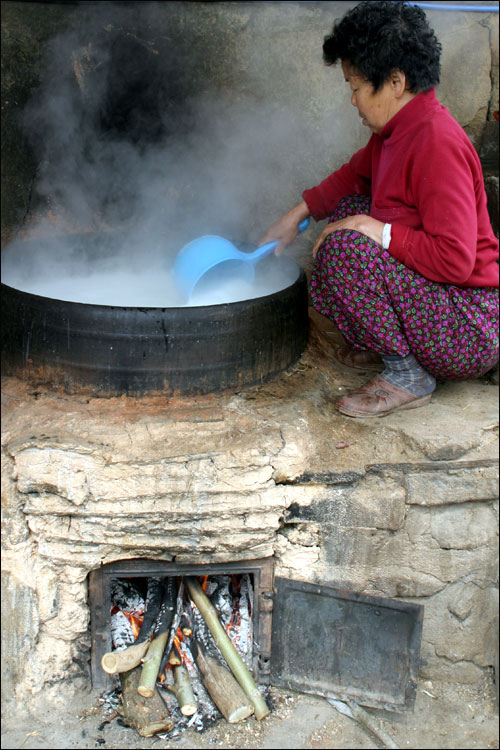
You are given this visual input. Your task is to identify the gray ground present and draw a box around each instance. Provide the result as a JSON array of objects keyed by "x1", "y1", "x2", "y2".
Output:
[{"x1": 1, "y1": 673, "x2": 498, "y2": 750}]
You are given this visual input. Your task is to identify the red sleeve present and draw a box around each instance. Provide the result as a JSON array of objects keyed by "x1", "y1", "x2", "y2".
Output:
[
  {"x1": 302, "y1": 139, "x2": 374, "y2": 221},
  {"x1": 388, "y1": 132, "x2": 482, "y2": 285}
]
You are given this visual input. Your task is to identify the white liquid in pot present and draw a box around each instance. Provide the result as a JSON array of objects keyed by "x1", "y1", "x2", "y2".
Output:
[{"x1": 1, "y1": 236, "x2": 300, "y2": 307}]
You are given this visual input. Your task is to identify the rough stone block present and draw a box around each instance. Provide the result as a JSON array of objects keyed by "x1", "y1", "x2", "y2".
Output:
[
  {"x1": 1, "y1": 572, "x2": 39, "y2": 710},
  {"x1": 418, "y1": 583, "x2": 499, "y2": 669},
  {"x1": 429, "y1": 502, "x2": 499, "y2": 550},
  {"x1": 285, "y1": 473, "x2": 406, "y2": 531},
  {"x1": 320, "y1": 520, "x2": 498, "y2": 592},
  {"x1": 406, "y1": 464, "x2": 499, "y2": 505}
]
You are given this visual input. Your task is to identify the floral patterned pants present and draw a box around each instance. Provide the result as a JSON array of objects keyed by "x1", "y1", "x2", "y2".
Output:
[{"x1": 310, "y1": 195, "x2": 499, "y2": 380}]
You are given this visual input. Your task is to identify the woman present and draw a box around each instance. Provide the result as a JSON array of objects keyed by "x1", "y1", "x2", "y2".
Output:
[{"x1": 260, "y1": 0, "x2": 499, "y2": 418}]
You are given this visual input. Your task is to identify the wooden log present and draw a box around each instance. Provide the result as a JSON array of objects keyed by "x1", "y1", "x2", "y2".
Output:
[
  {"x1": 138, "y1": 579, "x2": 177, "y2": 698},
  {"x1": 186, "y1": 577, "x2": 270, "y2": 720},
  {"x1": 120, "y1": 667, "x2": 174, "y2": 738},
  {"x1": 168, "y1": 664, "x2": 197, "y2": 716},
  {"x1": 101, "y1": 638, "x2": 151, "y2": 674},
  {"x1": 158, "y1": 581, "x2": 185, "y2": 678},
  {"x1": 192, "y1": 640, "x2": 254, "y2": 724},
  {"x1": 135, "y1": 577, "x2": 165, "y2": 644},
  {"x1": 101, "y1": 577, "x2": 165, "y2": 675},
  {"x1": 168, "y1": 643, "x2": 182, "y2": 666}
]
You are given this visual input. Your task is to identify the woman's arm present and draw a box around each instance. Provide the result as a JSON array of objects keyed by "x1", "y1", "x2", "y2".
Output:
[{"x1": 258, "y1": 200, "x2": 310, "y2": 256}]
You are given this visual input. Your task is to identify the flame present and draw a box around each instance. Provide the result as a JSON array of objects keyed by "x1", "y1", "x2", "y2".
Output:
[
  {"x1": 172, "y1": 629, "x2": 184, "y2": 663},
  {"x1": 200, "y1": 575, "x2": 209, "y2": 592},
  {"x1": 122, "y1": 611, "x2": 143, "y2": 639},
  {"x1": 110, "y1": 605, "x2": 144, "y2": 639}
]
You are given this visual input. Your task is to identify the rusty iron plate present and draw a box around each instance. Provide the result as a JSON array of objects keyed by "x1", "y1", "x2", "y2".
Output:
[{"x1": 270, "y1": 577, "x2": 424, "y2": 712}]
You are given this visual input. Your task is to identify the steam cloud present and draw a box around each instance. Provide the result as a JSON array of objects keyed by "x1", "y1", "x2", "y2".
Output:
[{"x1": 2, "y1": 1, "x2": 325, "y2": 305}]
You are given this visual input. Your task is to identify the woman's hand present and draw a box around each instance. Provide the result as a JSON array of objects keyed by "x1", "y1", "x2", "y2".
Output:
[
  {"x1": 312, "y1": 214, "x2": 385, "y2": 257},
  {"x1": 259, "y1": 201, "x2": 310, "y2": 256}
]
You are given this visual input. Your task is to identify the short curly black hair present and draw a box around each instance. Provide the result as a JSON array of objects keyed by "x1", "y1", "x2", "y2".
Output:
[{"x1": 322, "y1": 0, "x2": 441, "y2": 93}]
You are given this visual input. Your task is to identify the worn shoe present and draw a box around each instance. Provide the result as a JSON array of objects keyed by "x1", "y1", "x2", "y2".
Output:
[
  {"x1": 335, "y1": 345, "x2": 384, "y2": 372},
  {"x1": 336, "y1": 374, "x2": 433, "y2": 418}
]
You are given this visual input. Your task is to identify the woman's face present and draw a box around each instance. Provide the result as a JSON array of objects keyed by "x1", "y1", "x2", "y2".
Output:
[{"x1": 342, "y1": 61, "x2": 404, "y2": 134}]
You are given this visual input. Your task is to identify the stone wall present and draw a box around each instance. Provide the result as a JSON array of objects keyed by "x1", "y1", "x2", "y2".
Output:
[{"x1": 2, "y1": 341, "x2": 498, "y2": 715}]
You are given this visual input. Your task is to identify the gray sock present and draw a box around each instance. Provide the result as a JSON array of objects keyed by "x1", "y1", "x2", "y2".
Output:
[{"x1": 381, "y1": 354, "x2": 436, "y2": 396}]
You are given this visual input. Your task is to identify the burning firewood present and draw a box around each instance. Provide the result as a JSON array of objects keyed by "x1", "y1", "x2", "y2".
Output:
[
  {"x1": 138, "y1": 578, "x2": 178, "y2": 698},
  {"x1": 168, "y1": 640, "x2": 183, "y2": 666},
  {"x1": 120, "y1": 666, "x2": 174, "y2": 738},
  {"x1": 102, "y1": 638, "x2": 152, "y2": 675},
  {"x1": 185, "y1": 577, "x2": 270, "y2": 720},
  {"x1": 167, "y1": 664, "x2": 197, "y2": 717},
  {"x1": 180, "y1": 612, "x2": 193, "y2": 638},
  {"x1": 158, "y1": 582, "x2": 185, "y2": 678},
  {"x1": 101, "y1": 577, "x2": 165, "y2": 674},
  {"x1": 191, "y1": 640, "x2": 254, "y2": 724}
]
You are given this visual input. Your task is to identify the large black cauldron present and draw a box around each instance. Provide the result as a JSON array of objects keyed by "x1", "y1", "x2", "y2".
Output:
[{"x1": 1, "y1": 236, "x2": 308, "y2": 397}]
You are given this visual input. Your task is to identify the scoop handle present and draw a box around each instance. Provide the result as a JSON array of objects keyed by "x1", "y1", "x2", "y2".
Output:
[{"x1": 251, "y1": 217, "x2": 311, "y2": 261}]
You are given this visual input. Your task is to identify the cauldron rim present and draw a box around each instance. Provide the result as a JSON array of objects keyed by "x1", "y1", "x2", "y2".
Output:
[
  {"x1": 0, "y1": 256, "x2": 302, "y2": 311},
  {"x1": 1, "y1": 230, "x2": 302, "y2": 309}
]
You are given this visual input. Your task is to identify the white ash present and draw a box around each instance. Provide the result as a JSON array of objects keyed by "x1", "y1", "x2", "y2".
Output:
[
  {"x1": 111, "y1": 610, "x2": 136, "y2": 651},
  {"x1": 110, "y1": 579, "x2": 145, "y2": 616},
  {"x1": 110, "y1": 578, "x2": 146, "y2": 651},
  {"x1": 231, "y1": 575, "x2": 253, "y2": 666}
]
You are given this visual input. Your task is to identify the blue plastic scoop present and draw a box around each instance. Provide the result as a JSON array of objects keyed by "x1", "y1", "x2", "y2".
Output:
[{"x1": 173, "y1": 217, "x2": 310, "y2": 300}]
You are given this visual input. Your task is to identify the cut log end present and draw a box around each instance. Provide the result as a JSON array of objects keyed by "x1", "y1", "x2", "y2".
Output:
[
  {"x1": 227, "y1": 704, "x2": 255, "y2": 723},
  {"x1": 101, "y1": 639, "x2": 151, "y2": 675},
  {"x1": 180, "y1": 702, "x2": 197, "y2": 717},
  {"x1": 101, "y1": 653, "x2": 119, "y2": 674},
  {"x1": 254, "y1": 703, "x2": 271, "y2": 721}
]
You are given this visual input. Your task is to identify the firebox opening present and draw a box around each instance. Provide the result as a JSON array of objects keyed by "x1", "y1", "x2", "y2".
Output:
[{"x1": 88, "y1": 558, "x2": 274, "y2": 736}]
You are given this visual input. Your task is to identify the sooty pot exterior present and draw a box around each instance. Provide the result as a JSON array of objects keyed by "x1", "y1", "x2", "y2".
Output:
[{"x1": 1, "y1": 265, "x2": 308, "y2": 397}]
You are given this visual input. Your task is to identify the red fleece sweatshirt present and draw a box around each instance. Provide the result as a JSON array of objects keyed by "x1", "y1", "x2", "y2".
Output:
[{"x1": 302, "y1": 89, "x2": 499, "y2": 289}]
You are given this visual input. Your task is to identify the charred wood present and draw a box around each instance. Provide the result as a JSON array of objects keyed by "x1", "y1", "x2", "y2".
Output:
[
  {"x1": 191, "y1": 640, "x2": 253, "y2": 724},
  {"x1": 186, "y1": 577, "x2": 270, "y2": 720},
  {"x1": 138, "y1": 578, "x2": 177, "y2": 698},
  {"x1": 158, "y1": 581, "x2": 185, "y2": 678},
  {"x1": 120, "y1": 666, "x2": 174, "y2": 737},
  {"x1": 102, "y1": 577, "x2": 165, "y2": 674},
  {"x1": 135, "y1": 577, "x2": 165, "y2": 644}
]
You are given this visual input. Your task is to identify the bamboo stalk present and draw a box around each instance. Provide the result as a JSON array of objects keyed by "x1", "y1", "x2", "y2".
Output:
[
  {"x1": 185, "y1": 577, "x2": 270, "y2": 720},
  {"x1": 169, "y1": 664, "x2": 197, "y2": 716},
  {"x1": 138, "y1": 579, "x2": 177, "y2": 698},
  {"x1": 137, "y1": 630, "x2": 170, "y2": 698}
]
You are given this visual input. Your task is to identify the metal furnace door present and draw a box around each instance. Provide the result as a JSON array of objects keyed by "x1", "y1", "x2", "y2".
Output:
[{"x1": 270, "y1": 577, "x2": 424, "y2": 712}]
